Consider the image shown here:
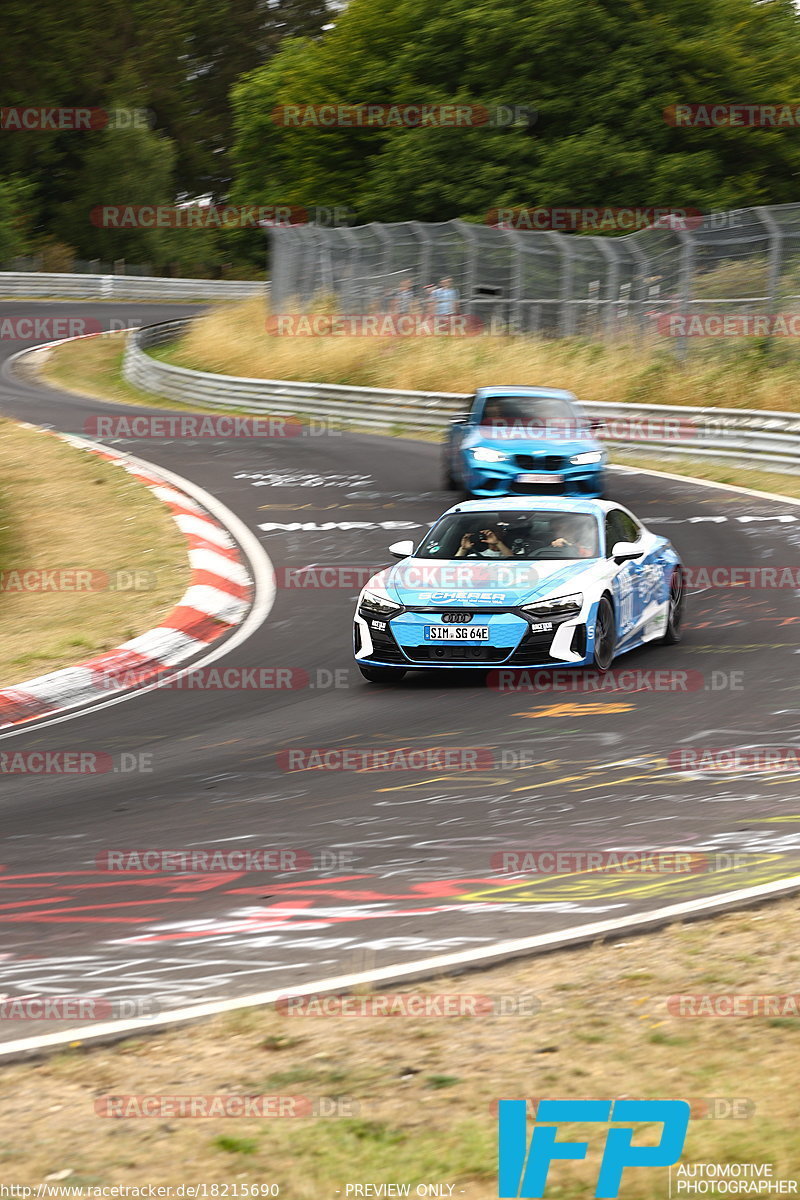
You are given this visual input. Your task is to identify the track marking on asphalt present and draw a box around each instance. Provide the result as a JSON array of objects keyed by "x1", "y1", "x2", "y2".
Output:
[
  {"x1": 514, "y1": 703, "x2": 635, "y2": 717},
  {"x1": 460, "y1": 854, "x2": 788, "y2": 904}
]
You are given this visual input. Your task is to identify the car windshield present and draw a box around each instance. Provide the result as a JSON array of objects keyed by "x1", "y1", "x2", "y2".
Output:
[
  {"x1": 415, "y1": 510, "x2": 600, "y2": 561},
  {"x1": 478, "y1": 395, "x2": 580, "y2": 432}
]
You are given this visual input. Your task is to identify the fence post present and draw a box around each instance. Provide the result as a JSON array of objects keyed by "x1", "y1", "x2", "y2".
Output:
[
  {"x1": 550, "y1": 233, "x2": 575, "y2": 336},
  {"x1": 503, "y1": 228, "x2": 523, "y2": 332},
  {"x1": 756, "y1": 206, "x2": 782, "y2": 316},
  {"x1": 675, "y1": 229, "x2": 696, "y2": 364},
  {"x1": 596, "y1": 237, "x2": 620, "y2": 339}
]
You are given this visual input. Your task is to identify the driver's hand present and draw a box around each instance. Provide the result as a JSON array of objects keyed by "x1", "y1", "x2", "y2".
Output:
[
  {"x1": 551, "y1": 537, "x2": 568, "y2": 547},
  {"x1": 459, "y1": 534, "x2": 474, "y2": 551},
  {"x1": 482, "y1": 529, "x2": 499, "y2": 547}
]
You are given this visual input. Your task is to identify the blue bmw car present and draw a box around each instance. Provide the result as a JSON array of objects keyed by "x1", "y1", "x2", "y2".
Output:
[
  {"x1": 443, "y1": 385, "x2": 605, "y2": 498},
  {"x1": 353, "y1": 497, "x2": 683, "y2": 683}
]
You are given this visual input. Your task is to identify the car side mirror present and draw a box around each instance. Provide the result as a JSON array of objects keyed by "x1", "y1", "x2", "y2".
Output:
[
  {"x1": 389, "y1": 540, "x2": 415, "y2": 559},
  {"x1": 611, "y1": 540, "x2": 644, "y2": 564},
  {"x1": 450, "y1": 414, "x2": 469, "y2": 425}
]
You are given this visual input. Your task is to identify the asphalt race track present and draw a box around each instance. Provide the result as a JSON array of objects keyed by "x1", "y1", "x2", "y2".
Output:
[{"x1": 1, "y1": 299, "x2": 799, "y2": 1042}]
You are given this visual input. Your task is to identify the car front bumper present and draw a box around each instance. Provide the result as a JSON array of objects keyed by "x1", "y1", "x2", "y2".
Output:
[
  {"x1": 465, "y1": 461, "x2": 604, "y2": 498},
  {"x1": 353, "y1": 605, "x2": 596, "y2": 670}
]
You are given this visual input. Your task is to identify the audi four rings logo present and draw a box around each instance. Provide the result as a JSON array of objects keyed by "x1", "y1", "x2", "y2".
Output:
[{"x1": 442, "y1": 612, "x2": 473, "y2": 623}]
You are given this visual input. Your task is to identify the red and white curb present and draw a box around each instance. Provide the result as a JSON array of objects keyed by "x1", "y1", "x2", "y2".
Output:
[{"x1": 0, "y1": 430, "x2": 259, "y2": 728}]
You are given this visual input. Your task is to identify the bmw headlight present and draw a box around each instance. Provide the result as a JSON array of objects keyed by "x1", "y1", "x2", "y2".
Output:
[
  {"x1": 360, "y1": 588, "x2": 402, "y2": 617},
  {"x1": 569, "y1": 451, "x2": 603, "y2": 466},
  {"x1": 522, "y1": 592, "x2": 583, "y2": 618},
  {"x1": 472, "y1": 446, "x2": 508, "y2": 463}
]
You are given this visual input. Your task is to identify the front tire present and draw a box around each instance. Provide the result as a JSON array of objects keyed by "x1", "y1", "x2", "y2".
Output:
[
  {"x1": 659, "y1": 567, "x2": 684, "y2": 644},
  {"x1": 358, "y1": 665, "x2": 407, "y2": 684},
  {"x1": 592, "y1": 595, "x2": 616, "y2": 672},
  {"x1": 443, "y1": 450, "x2": 459, "y2": 491}
]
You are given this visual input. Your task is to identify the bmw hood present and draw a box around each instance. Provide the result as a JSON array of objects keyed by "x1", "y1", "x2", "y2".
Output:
[
  {"x1": 464, "y1": 427, "x2": 602, "y2": 458},
  {"x1": 368, "y1": 558, "x2": 605, "y2": 607}
]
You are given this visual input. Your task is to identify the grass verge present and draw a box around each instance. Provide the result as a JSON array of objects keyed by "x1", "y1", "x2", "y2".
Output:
[
  {"x1": 160, "y1": 296, "x2": 800, "y2": 411},
  {"x1": 2, "y1": 895, "x2": 799, "y2": 1193},
  {"x1": 0, "y1": 419, "x2": 189, "y2": 686}
]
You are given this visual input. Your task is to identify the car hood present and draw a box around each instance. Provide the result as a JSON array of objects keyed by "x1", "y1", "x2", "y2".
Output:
[
  {"x1": 369, "y1": 558, "x2": 606, "y2": 607},
  {"x1": 463, "y1": 427, "x2": 602, "y2": 457}
]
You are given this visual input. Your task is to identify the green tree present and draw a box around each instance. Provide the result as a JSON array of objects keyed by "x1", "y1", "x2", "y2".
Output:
[
  {"x1": 0, "y1": 176, "x2": 35, "y2": 264},
  {"x1": 231, "y1": 0, "x2": 800, "y2": 222}
]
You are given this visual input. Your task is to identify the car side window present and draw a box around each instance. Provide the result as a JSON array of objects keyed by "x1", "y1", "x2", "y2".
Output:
[
  {"x1": 618, "y1": 511, "x2": 641, "y2": 542},
  {"x1": 605, "y1": 509, "x2": 641, "y2": 555}
]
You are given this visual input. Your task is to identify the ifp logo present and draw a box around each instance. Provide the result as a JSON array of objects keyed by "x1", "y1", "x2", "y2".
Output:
[{"x1": 498, "y1": 1099, "x2": 690, "y2": 1198}]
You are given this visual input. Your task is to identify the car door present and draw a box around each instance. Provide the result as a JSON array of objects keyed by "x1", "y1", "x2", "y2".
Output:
[{"x1": 605, "y1": 508, "x2": 646, "y2": 642}]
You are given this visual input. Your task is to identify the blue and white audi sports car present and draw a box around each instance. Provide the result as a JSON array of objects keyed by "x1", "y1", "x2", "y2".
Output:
[
  {"x1": 443, "y1": 385, "x2": 606, "y2": 498},
  {"x1": 353, "y1": 498, "x2": 683, "y2": 683}
]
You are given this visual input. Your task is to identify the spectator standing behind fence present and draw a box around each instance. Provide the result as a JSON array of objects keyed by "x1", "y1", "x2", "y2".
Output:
[
  {"x1": 393, "y1": 277, "x2": 416, "y2": 313},
  {"x1": 428, "y1": 276, "x2": 460, "y2": 316}
]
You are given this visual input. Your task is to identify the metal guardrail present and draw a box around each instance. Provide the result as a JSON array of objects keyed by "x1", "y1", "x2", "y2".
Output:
[
  {"x1": 0, "y1": 272, "x2": 264, "y2": 301},
  {"x1": 123, "y1": 319, "x2": 800, "y2": 473}
]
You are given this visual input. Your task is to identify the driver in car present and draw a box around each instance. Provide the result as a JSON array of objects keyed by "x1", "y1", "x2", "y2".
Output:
[
  {"x1": 455, "y1": 524, "x2": 514, "y2": 558},
  {"x1": 550, "y1": 516, "x2": 594, "y2": 558}
]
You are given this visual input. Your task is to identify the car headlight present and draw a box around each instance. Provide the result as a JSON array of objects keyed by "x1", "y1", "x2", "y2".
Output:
[
  {"x1": 471, "y1": 446, "x2": 508, "y2": 463},
  {"x1": 360, "y1": 588, "x2": 402, "y2": 617},
  {"x1": 522, "y1": 592, "x2": 583, "y2": 618},
  {"x1": 569, "y1": 451, "x2": 603, "y2": 466}
]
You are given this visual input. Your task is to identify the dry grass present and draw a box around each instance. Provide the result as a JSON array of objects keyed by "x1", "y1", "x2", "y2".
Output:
[
  {"x1": 40, "y1": 333, "x2": 202, "y2": 411},
  {"x1": 610, "y1": 450, "x2": 800, "y2": 500},
  {"x1": 2, "y1": 896, "x2": 800, "y2": 1193},
  {"x1": 0, "y1": 419, "x2": 189, "y2": 686},
  {"x1": 161, "y1": 296, "x2": 800, "y2": 412}
]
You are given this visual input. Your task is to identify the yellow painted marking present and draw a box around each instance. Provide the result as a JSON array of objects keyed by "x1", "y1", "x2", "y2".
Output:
[
  {"x1": 459, "y1": 854, "x2": 788, "y2": 904},
  {"x1": 376, "y1": 775, "x2": 515, "y2": 792},
  {"x1": 512, "y1": 774, "x2": 592, "y2": 793},
  {"x1": 514, "y1": 702, "x2": 635, "y2": 718}
]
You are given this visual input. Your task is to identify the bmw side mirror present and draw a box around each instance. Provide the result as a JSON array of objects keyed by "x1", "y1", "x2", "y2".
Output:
[
  {"x1": 611, "y1": 540, "x2": 644, "y2": 564},
  {"x1": 389, "y1": 540, "x2": 414, "y2": 559}
]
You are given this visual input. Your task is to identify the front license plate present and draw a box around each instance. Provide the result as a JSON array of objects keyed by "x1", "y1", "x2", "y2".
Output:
[
  {"x1": 517, "y1": 472, "x2": 564, "y2": 484},
  {"x1": 424, "y1": 625, "x2": 490, "y2": 641}
]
